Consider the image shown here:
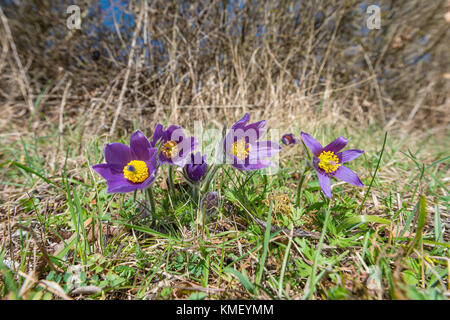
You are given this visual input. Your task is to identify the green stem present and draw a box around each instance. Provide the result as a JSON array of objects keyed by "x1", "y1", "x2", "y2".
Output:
[
  {"x1": 196, "y1": 191, "x2": 208, "y2": 239},
  {"x1": 295, "y1": 165, "x2": 308, "y2": 208},
  {"x1": 168, "y1": 166, "x2": 176, "y2": 199},
  {"x1": 146, "y1": 187, "x2": 156, "y2": 215},
  {"x1": 201, "y1": 164, "x2": 220, "y2": 194},
  {"x1": 192, "y1": 184, "x2": 200, "y2": 202}
]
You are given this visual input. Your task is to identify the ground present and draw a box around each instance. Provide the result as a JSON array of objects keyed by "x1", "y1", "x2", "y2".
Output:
[{"x1": 0, "y1": 114, "x2": 448, "y2": 300}]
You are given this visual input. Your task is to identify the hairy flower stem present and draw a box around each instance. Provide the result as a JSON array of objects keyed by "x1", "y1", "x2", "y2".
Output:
[
  {"x1": 295, "y1": 164, "x2": 309, "y2": 208},
  {"x1": 196, "y1": 192, "x2": 208, "y2": 239},
  {"x1": 192, "y1": 184, "x2": 200, "y2": 203},
  {"x1": 201, "y1": 164, "x2": 220, "y2": 194},
  {"x1": 146, "y1": 187, "x2": 156, "y2": 216},
  {"x1": 168, "y1": 166, "x2": 176, "y2": 199}
]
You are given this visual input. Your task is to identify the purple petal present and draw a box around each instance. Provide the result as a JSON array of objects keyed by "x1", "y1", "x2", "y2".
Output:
[
  {"x1": 244, "y1": 120, "x2": 266, "y2": 139},
  {"x1": 317, "y1": 171, "x2": 332, "y2": 198},
  {"x1": 338, "y1": 149, "x2": 364, "y2": 163},
  {"x1": 164, "y1": 125, "x2": 184, "y2": 142},
  {"x1": 134, "y1": 148, "x2": 158, "y2": 189},
  {"x1": 158, "y1": 153, "x2": 172, "y2": 165},
  {"x1": 229, "y1": 143, "x2": 273, "y2": 169},
  {"x1": 231, "y1": 113, "x2": 250, "y2": 129},
  {"x1": 245, "y1": 159, "x2": 274, "y2": 170},
  {"x1": 166, "y1": 136, "x2": 198, "y2": 167},
  {"x1": 188, "y1": 151, "x2": 206, "y2": 165},
  {"x1": 144, "y1": 148, "x2": 158, "y2": 170},
  {"x1": 150, "y1": 123, "x2": 164, "y2": 147},
  {"x1": 312, "y1": 156, "x2": 321, "y2": 171},
  {"x1": 158, "y1": 149, "x2": 180, "y2": 166},
  {"x1": 93, "y1": 153, "x2": 158, "y2": 193},
  {"x1": 185, "y1": 152, "x2": 208, "y2": 182},
  {"x1": 92, "y1": 163, "x2": 123, "y2": 178},
  {"x1": 155, "y1": 125, "x2": 196, "y2": 167},
  {"x1": 224, "y1": 127, "x2": 250, "y2": 147},
  {"x1": 130, "y1": 130, "x2": 152, "y2": 161},
  {"x1": 301, "y1": 132, "x2": 323, "y2": 156},
  {"x1": 185, "y1": 136, "x2": 199, "y2": 156},
  {"x1": 92, "y1": 164, "x2": 140, "y2": 193},
  {"x1": 104, "y1": 143, "x2": 133, "y2": 166},
  {"x1": 323, "y1": 136, "x2": 347, "y2": 153},
  {"x1": 251, "y1": 141, "x2": 281, "y2": 158},
  {"x1": 169, "y1": 157, "x2": 188, "y2": 167},
  {"x1": 107, "y1": 180, "x2": 142, "y2": 193},
  {"x1": 333, "y1": 165, "x2": 364, "y2": 187},
  {"x1": 233, "y1": 158, "x2": 274, "y2": 171}
]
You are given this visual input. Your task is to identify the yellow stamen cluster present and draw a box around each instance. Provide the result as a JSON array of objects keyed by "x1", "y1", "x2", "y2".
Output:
[
  {"x1": 162, "y1": 141, "x2": 178, "y2": 159},
  {"x1": 232, "y1": 139, "x2": 250, "y2": 160},
  {"x1": 318, "y1": 151, "x2": 341, "y2": 173},
  {"x1": 123, "y1": 160, "x2": 149, "y2": 183}
]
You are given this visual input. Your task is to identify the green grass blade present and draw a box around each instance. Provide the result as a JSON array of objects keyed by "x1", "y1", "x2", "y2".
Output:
[
  {"x1": 304, "y1": 201, "x2": 331, "y2": 300},
  {"x1": 339, "y1": 215, "x2": 391, "y2": 231},
  {"x1": 9, "y1": 161, "x2": 58, "y2": 187},
  {"x1": 224, "y1": 267, "x2": 256, "y2": 296},
  {"x1": 407, "y1": 195, "x2": 427, "y2": 253},
  {"x1": 255, "y1": 201, "x2": 273, "y2": 286},
  {"x1": 434, "y1": 202, "x2": 443, "y2": 242}
]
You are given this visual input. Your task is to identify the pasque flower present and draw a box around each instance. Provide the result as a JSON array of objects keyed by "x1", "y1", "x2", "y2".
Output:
[
  {"x1": 281, "y1": 133, "x2": 298, "y2": 146},
  {"x1": 184, "y1": 152, "x2": 208, "y2": 182},
  {"x1": 301, "y1": 132, "x2": 364, "y2": 198},
  {"x1": 151, "y1": 124, "x2": 198, "y2": 167},
  {"x1": 92, "y1": 130, "x2": 158, "y2": 193},
  {"x1": 224, "y1": 113, "x2": 281, "y2": 171}
]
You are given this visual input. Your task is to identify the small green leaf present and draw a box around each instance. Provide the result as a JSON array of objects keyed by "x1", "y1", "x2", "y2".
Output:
[{"x1": 339, "y1": 215, "x2": 391, "y2": 231}]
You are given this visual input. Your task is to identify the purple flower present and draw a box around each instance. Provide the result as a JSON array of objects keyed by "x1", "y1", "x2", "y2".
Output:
[
  {"x1": 184, "y1": 152, "x2": 208, "y2": 182},
  {"x1": 301, "y1": 132, "x2": 364, "y2": 198},
  {"x1": 92, "y1": 130, "x2": 158, "y2": 193},
  {"x1": 281, "y1": 133, "x2": 298, "y2": 146},
  {"x1": 151, "y1": 124, "x2": 198, "y2": 167},
  {"x1": 223, "y1": 113, "x2": 281, "y2": 171}
]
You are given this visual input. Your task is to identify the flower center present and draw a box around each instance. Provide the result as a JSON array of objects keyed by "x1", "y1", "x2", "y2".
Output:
[
  {"x1": 231, "y1": 139, "x2": 250, "y2": 160},
  {"x1": 318, "y1": 151, "x2": 341, "y2": 173},
  {"x1": 161, "y1": 141, "x2": 178, "y2": 159},
  {"x1": 123, "y1": 160, "x2": 149, "y2": 183}
]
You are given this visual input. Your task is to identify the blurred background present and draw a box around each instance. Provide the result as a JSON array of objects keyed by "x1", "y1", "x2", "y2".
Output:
[{"x1": 0, "y1": 0, "x2": 448, "y2": 137}]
